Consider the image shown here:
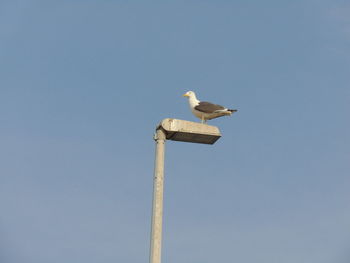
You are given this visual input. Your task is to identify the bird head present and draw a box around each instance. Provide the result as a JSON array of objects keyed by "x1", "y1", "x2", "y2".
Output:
[{"x1": 183, "y1": 91, "x2": 195, "y2": 98}]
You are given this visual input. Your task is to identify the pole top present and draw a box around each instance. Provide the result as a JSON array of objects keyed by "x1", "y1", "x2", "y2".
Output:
[{"x1": 156, "y1": 118, "x2": 221, "y2": 145}]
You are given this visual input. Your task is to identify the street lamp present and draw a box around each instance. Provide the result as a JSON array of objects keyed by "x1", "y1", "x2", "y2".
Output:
[{"x1": 149, "y1": 118, "x2": 222, "y2": 263}]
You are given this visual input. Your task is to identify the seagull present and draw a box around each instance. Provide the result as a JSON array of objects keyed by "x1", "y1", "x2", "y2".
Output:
[{"x1": 183, "y1": 91, "x2": 237, "y2": 123}]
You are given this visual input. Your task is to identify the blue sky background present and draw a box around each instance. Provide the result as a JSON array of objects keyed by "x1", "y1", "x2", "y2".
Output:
[{"x1": 1, "y1": 1, "x2": 349, "y2": 262}]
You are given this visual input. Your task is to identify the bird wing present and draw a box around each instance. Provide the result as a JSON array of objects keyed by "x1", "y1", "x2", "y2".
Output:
[{"x1": 194, "y1": 101, "x2": 226, "y2": 113}]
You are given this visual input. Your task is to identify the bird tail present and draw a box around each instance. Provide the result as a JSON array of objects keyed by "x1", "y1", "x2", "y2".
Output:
[
  {"x1": 228, "y1": 109, "x2": 237, "y2": 114},
  {"x1": 214, "y1": 109, "x2": 237, "y2": 116}
]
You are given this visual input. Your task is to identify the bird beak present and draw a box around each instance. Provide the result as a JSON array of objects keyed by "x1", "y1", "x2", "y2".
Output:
[{"x1": 183, "y1": 93, "x2": 189, "y2": 97}]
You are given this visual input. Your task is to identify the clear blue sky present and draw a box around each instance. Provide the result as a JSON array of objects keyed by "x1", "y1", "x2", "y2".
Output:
[{"x1": 1, "y1": 1, "x2": 349, "y2": 262}]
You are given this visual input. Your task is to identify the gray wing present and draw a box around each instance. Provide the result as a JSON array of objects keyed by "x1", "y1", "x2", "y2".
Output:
[{"x1": 194, "y1": 101, "x2": 225, "y2": 113}]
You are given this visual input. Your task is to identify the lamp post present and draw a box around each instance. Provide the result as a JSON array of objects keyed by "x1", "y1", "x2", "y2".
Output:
[{"x1": 149, "y1": 118, "x2": 222, "y2": 263}]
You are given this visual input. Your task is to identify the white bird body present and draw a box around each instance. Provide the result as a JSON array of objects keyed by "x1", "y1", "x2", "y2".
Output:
[{"x1": 183, "y1": 91, "x2": 237, "y2": 123}]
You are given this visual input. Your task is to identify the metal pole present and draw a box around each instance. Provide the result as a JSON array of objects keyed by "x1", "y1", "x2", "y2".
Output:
[{"x1": 150, "y1": 128, "x2": 166, "y2": 263}]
